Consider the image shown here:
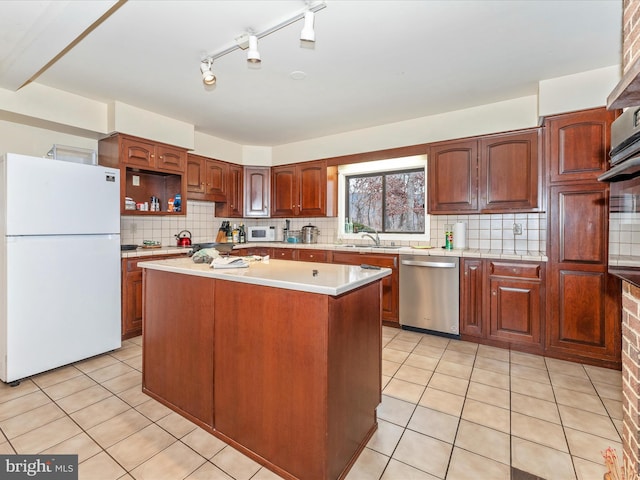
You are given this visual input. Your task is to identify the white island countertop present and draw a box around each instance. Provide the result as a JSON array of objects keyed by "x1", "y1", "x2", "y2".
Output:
[{"x1": 139, "y1": 256, "x2": 391, "y2": 296}]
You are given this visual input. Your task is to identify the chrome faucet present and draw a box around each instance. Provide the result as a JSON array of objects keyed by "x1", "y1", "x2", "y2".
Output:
[{"x1": 361, "y1": 229, "x2": 380, "y2": 246}]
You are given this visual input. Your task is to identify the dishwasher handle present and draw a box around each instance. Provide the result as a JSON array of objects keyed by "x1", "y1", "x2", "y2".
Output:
[{"x1": 401, "y1": 259, "x2": 457, "y2": 268}]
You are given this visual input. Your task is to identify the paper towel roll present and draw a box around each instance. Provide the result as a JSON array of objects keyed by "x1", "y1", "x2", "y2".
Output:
[{"x1": 453, "y1": 222, "x2": 467, "y2": 250}]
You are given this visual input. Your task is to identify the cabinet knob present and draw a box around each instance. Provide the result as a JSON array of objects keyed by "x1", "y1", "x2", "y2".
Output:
[{"x1": 492, "y1": 290, "x2": 496, "y2": 296}]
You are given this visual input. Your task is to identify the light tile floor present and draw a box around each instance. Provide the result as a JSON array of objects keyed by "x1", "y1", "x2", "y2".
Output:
[{"x1": 0, "y1": 327, "x2": 623, "y2": 479}]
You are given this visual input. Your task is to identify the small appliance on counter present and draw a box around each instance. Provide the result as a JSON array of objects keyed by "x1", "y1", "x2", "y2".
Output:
[
  {"x1": 248, "y1": 225, "x2": 281, "y2": 242},
  {"x1": 175, "y1": 230, "x2": 192, "y2": 247},
  {"x1": 301, "y1": 224, "x2": 320, "y2": 244}
]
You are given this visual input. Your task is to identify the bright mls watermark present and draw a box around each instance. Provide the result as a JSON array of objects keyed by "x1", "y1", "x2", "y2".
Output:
[{"x1": 0, "y1": 455, "x2": 77, "y2": 479}]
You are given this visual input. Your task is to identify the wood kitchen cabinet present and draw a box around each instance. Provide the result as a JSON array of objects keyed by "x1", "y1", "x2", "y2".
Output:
[
  {"x1": 428, "y1": 140, "x2": 478, "y2": 213},
  {"x1": 186, "y1": 154, "x2": 227, "y2": 202},
  {"x1": 271, "y1": 247, "x2": 296, "y2": 260},
  {"x1": 98, "y1": 133, "x2": 187, "y2": 215},
  {"x1": 428, "y1": 129, "x2": 541, "y2": 214},
  {"x1": 297, "y1": 249, "x2": 328, "y2": 263},
  {"x1": 271, "y1": 160, "x2": 337, "y2": 217},
  {"x1": 487, "y1": 261, "x2": 544, "y2": 349},
  {"x1": 143, "y1": 270, "x2": 215, "y2": 428},
  {"x1": 460, "y1": 258, "x2": 545, "y2": 353},
  {"x1": 269, "y1": 248, "x2": 328, "y2": 262},
  {"x1": 330, "y1": 251, "x2": 399, "y2": 326},
  {"x1": 546, "y1": 182, "x2": 621, "y2": 368},
  {"x1": 244, "y1": 166, "x2": 270, "y2": 217},
  {"x1": 460, "y1": 258, "x2": 484, "y2": 338},
  {"x1": 215, "y1": 163, "x2": 243, "y2": 218},
  {"x1": 545, "y1": 108, "x2": 618, "y2": 183},
  {"x1": 121, "y1": 253, "x2": 185, "y2": 339},
  {"x1": 544, "y1": 107, "x2": 621, "y2": 369},
  {"x1": 117, "y1": 135, "x2": 186, "y2": 173}
]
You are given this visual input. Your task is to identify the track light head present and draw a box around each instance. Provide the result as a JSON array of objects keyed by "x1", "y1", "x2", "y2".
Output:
[
  {"x1": 200, "y1": 59, "x2": 216, "y2": 85},
  {"x1": 247, "y1": 35, "x2": 261, "y2": 64},
  {"x1": 300, "y1": 11, "x2": 315, "y2": 42}
]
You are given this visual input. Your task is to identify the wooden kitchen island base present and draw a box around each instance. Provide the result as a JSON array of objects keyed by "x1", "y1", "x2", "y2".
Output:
[{"x1": 141, "y1": 260, "x2": 385, "y2": 480}]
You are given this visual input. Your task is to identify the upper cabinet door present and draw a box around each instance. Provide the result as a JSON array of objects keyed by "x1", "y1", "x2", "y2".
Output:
[
  {"x1": 157, "y1": 145, "x2": 186, "y2": 173},
  {"x1": 298, "y1": 161, "x2": 326, "y2": 217},
  {"x1": 244, "y1": 167, "x2": 271, "y2": 217},
  {"x1": 545, "y1": 108, "x2": 618, "y2": 184},
  {"x1": 271, "y1": 166, "x2": 297, "y2": 217},
  {"x1": 122, "y1": 137, "x2": 156, "y2": 169},
  {"x1": 428, "y1": 139, "x2": 478, "y2": 214},
  {"x1": 186, "y1": 155, "x2": 206, "y2": 195},
  {"x1": 479, "y1": 129, "x2": 541, "y2": 212},
  {"x1": 204, "y1": 160, "x2": 227, "y2": 199}
]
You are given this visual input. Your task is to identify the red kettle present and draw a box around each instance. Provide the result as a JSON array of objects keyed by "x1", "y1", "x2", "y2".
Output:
[{"x1": 175, "y1": 230, "x2": 192, "y2": 247}]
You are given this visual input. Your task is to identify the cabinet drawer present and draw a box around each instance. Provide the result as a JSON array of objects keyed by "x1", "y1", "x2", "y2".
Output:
[
  {"x1": 298, "y1": 249, "x2": 327, "y2": 263},
  {"x1": 125, "y1": 254, "x2": 185, "y2": 272},
  {"x1": 489, "y1": 261, "x2": 541, "y2": 279},
  {"x1": 272, "y1": 248, "x2": 296, "y2": 260}
]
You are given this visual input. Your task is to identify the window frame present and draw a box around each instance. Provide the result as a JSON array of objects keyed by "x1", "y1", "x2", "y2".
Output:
[
  {"x1": 337, "y1": 155, "x2": 429, "y2": 243},
  {"x1": 345, "y1": 167, "x2": 425, "y2": 234}
]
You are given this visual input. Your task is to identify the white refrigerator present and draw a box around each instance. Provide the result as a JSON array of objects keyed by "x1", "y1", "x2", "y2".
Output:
[{"x1": 0, "y1": 153, "x2": 122, "y2": 383}]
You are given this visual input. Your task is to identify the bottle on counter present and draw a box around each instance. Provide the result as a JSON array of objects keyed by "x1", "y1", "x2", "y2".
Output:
[
  {"x1": 239, "y1": 223, "x2": 246, "y2": 244},
  {"x1": 232, "y1": 224, "x2": 240, "y2": 243},
  {"x1": 226, "y1": 223, "x2": 233, "y2": 243}
]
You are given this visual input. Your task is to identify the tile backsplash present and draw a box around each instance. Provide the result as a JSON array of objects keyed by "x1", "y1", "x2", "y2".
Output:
[
  {"x1": 121, "y1": 202, "x2": 547, "y2": 253},
  {"x1": 609, "y1": 212, "x2": 640, "y2": 257}
]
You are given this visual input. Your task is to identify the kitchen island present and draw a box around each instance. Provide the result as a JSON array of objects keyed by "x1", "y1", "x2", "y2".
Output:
[{"x1": 139, "y1": 257, "x2": 391, "y2": 480}]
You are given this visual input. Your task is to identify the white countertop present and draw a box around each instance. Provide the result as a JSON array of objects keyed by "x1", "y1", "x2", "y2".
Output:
[
  {"x1": 138, "y1": 257, "x2": 392, "y2": 296},
  {"x1": 122, "y1": 243, "x2": 547, "y2": 262},
  {"x1": 609, "y1": 255, "x2": 640, "y2": 268}
]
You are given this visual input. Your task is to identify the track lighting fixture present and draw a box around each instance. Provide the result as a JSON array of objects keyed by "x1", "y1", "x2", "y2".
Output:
[
  {"x1": 200, "y1": 59, "x2": 216, "y2": 85},
  {"x1": 300, "y1": 11, "x2": 315, "y2": 43},
  {"x1": 247, "y1": 35, "x2": 261, "y2": 64},
  {"x1": 199, "y1": 1, "x2": 325, "y2": 85}
]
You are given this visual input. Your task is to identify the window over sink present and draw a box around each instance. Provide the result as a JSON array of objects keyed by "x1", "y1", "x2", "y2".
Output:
[{"x1": 338, "y1": 155, "x2": 429, "y2": 242}]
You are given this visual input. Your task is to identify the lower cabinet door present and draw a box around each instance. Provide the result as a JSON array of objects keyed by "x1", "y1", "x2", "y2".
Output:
[
  {"x1": 460, "y1": 259, "x2": 484, "y2": 337},
  {"x1": 546, "y1": 267, "x2": 621, "y2": 365},
  {"x1": 489, "y1": 277, "x2": 542, "y2": 346},
  {"x1": 123, "y1": 270, "x2": 143, "y2": 339}
]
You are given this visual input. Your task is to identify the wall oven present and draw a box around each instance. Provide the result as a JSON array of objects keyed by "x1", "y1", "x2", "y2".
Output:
[{"x1": 600, "y1": 107, "x2": 640, "y2": 279}]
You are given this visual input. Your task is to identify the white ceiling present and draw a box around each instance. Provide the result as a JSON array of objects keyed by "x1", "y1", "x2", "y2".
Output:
[{"x1": 0, "y1": 0, "x2": 623, "y2": 146}]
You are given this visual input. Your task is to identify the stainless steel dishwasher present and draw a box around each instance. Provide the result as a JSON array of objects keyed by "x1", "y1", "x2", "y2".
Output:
[{"x1": 399, "y1": 254, "x2": 460, "y2": 337}]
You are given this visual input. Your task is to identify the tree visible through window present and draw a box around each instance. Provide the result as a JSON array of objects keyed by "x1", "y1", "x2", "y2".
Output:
[{"x1": 346, "y1": 168, "x2": 425, "y2": 233}]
